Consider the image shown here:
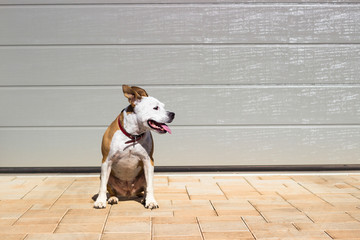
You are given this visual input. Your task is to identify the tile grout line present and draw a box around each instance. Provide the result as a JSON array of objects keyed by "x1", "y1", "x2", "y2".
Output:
[
  {"x1": 53, "y1": 208, "x2": 70, "y2": 233},
  {"x1": 275, "y1": 192, "x2": 315, "y2": 224},
  {"x1": 290, "y1": 177, "x2": 335, "y2": 207},
  {"x1": 100, "y1": 204, "x2": 112, "y2": 240},
  {"x1": 215, "y1": 182, "x2": 229, "y2": 200},
  {"x1": 247, "y1": 200, "x2": 269, "y2": 223},
  {"x1": 324, "y1": 230, "x2": 335, "y2": 240},
  {"x1": 150, "y1": 216, "x2": 153, "y2": 240},
  {"x1": 196, "y1": 217, "x2": 206, "y2": 240},
  {"x1": 276, "y1": 192, "x2": 303, "y2": 213},
  {"x1": 345, "y1": 181, "x2": 360, "y2": 191},
  {"x1": 185, "y1": 185, "x2": 191, "y2": 200},
  {"x1": 20, "y1": 185, "x2": 38, "y2": 200},
  {"x1": 209, "y1": 200, "x2": 219, "y2": 216},
  {"x1": 244, "y1": 177, "x2": 263, "y2": 196},
  {"x1": 345, "y1": 211, "x2": 360, "y2": 223},
  {"x1": 350, "y1": 193, "x2": 360, "y2": 200},
  {"x1": 49, "y1": 178, "x2": 77, "y2": 209},
  {"x1": 241, "y1": 216, "x2": 257, "y2": 240},
  {"x1": 11, "y1": 204, "x2": 33, "y2": 226}
]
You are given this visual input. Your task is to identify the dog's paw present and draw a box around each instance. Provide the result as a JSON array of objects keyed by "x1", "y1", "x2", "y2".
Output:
[
  {"x1": 108, "y1": 196, "x2": 119, "y2": 205},
  {"x1": 94, "y1": 195, "x2": 107, "y2": 209},
  {"x1": 145, "y1": 199, "x2": 159, "y2": 210}
]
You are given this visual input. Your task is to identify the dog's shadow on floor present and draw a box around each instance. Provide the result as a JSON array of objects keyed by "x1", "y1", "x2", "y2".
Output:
[{"x1": 91, "y1": 193, "x2": 144, "y2": 207}]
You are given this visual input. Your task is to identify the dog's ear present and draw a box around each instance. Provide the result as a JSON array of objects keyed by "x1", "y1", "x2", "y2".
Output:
[
  {"x1": 122, "y1": 85, "x2": 141, "y2": 106},
  {"x1": 131, "y1": 86, "x2": 148, "y2": 97}
]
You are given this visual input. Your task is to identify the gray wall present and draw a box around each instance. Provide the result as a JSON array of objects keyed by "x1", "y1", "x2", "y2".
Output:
[{"x1": 0, "y1": 0, "x2": 359, "y2": 168}]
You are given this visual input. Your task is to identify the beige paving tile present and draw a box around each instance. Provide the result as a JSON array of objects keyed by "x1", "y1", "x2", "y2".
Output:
[
  {"x1": 153, "y1": 223, "x2": 201, "y2": 237},
  {"x1": 326, "y1": 230, "x2": 360, "y2": 239},
  {"x1": 60, "y1": 214, "x2": 107, "y2": 224},
  {"x1": 0, "y1": 219, "x2": 17, "y2": 225},
  {"x1": 318, "y1": 193, "x2": 360, "y2": 203},
  {"x1": 173, "y1": 209, "x2": 217, "y2": 217},
  {"x1": 211, "y1": 199, "x2": 252, "y2": 206},
  {"x1": 105, "y1": 221, "x2": 151, "y2": 233},
  {"x1": 55, "y1": 223, "x2": 104, "y2": 233},
  {"x1": 198, "y1": 216, "x2": 248, "y2": 232},
  {"x1": 216, "y1": 209, "x2": 260, "y2": 216},
  {"x1": 0, "y1": 224, "x2": 57, "y2": 234},
  {"x1": 290, "y1": 202, "x2": 338, "y2": 212},
  {"x1": 102, "y1": 233, "x2": 150, "y2": 240},
  {"x1": 0, "y1": 211, "x2": 27, "y2": 220},
  {"x1": 0, "y1": 173, "x2": 359, "y2": 239},
  {"x1": 22, "y1": 191, "x2": 64, "y2": 200},
  {"x1": 168, "y1": 177, "x2": 200, "y2": 183},
  {"x1": 245, "y1": 222, "x2": 297, "y2": 232},
  {"x1": 348, "y1": 211, "x2": 360, "y2": 221},
  {"x1": 156, "y1": 193, "x2": 190, "y2": 200},
  {"x1": 253, "y1": 229, "x2": 331, "y2": 239},
  {"x1": 202, "y1": 231, "x2": 254, "y2": 240},
  {"x1": 65, "y1": 208, "x2": 110, "y2": 216},
  {"x1": 110, "y1": 210, "x2": 173, "y2": 217},
  {"x1": 0, "y1": 234, "x2": 26, "y2": 240},
  {"x1": 20, "y1": 209, "x2": 67, "y2": 219},
  {"x1": 186, "y1": 184, "x2": 224, "y2": 195},
  {"x1": 241, "y1": 215, "x2": 267, "y2": 224},
  {"x1": 154, "y1": 236, "x2": 202, "y2": 240},
  {"x1": 107, "y1": 216, "x2": 150, "y2": 222},
  {"x1": 260, "y1": 210, "x2": 313, "y2": 223},
  {"x1": 294, "y1": 222, "x2": 360, "y2": 231},
  {"x1": 152, "y1": 217, "x2": 197, "y2": 224},
  {"x1": 25, "y1": 233, "x2": 101, "y2": 240},
  {"x1": 190, "y1": 194, "x2": 227, "y2": 200},
  {"x1": 15, "y1": 217, "x2": 60, "y2": 225},
  {"x1": 306, "y1": 212, "x2": 357, "y2": 223}
]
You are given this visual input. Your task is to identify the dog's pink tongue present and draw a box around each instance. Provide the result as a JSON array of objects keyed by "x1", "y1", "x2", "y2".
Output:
[{"x1": 162, "y1": 124, "x2": 172, "y2": 134}]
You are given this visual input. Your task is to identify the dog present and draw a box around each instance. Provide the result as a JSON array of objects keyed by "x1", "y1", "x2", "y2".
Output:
[{"x1": 94, "y1": 85, "x2": 175, "y2": 209}]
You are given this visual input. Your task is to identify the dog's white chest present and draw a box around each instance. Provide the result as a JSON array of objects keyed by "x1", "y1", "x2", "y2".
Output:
[{"x1": 108, "y1": 131, "x2": 151, "y2": 181}]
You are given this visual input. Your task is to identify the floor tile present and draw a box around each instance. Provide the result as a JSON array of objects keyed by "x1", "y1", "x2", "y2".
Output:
[
  {"x1": 55, "y1": 223, "x2": 104, "y2": 233},
  {"x1": 326, "y1": 230, "x2": 360, "y2": 239},
  {"x1": 105, "y1": 221, "x2": 150, "y2": 233},
  {"x1": 154, "y1": 236, "x2": 202, "y2": 240},
  {"x1": 202, "y1": 231, "x2": 254, "y2": 240},
  {"x1": 0, "y1": 234, "x2": 26, "y2": 240},
  {"x1": 0, "y1": 173, "x2": 358, "y2": 239},
  {"x1": 102, "y1": 233, "x2": 150, "y2": 240},
  {"x1": 153, "y1": 223, "x2": 201, "y2": 237},
  {"x1": 25, "y1": 233, "x2": 101, "y2": 240}
]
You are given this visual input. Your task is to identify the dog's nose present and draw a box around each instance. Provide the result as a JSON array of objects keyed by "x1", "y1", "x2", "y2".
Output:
[{"x1": 168, "y1": 112, "x2": 175, "y2": 121}]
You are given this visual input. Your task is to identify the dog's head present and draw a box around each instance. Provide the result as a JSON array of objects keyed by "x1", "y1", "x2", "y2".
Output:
[{"x1": 122, "y1": 85, "x2": 175, "y2": 134}]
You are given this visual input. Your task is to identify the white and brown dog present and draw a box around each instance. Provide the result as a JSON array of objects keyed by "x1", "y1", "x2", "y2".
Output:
[{"x1": 94, "y1": 85, "x2": 175, "y2": 209}]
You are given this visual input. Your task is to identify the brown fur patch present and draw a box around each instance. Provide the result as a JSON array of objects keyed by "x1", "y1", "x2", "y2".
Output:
[{"x1": 101, "y1": 114, "x2": 121, "y2": 163}]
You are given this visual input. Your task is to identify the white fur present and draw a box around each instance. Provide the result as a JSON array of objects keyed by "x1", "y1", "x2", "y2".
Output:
[{"x1": 94, "y1": 95, "x2": 173, "y2": 209}]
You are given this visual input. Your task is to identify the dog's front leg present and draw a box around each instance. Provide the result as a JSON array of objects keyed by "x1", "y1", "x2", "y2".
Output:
[
  {"x1": 143, "y1": 158, "x2": 158, "y2": 209},
  {"x1": 94, "y1": 160, "x2": 112, "y2": 209}
]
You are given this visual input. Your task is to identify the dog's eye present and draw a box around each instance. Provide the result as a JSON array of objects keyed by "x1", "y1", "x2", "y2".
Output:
[{"x1": 153, "y1": 106, "x2": 159, "y2": 110}]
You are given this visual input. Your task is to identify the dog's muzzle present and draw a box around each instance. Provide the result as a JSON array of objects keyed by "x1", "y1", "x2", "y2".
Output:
[{"x1": 147, "y1": 111, "x2": 175, "y2": 134}]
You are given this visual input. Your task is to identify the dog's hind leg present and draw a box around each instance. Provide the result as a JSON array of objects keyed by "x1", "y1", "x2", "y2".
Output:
[{"x1": 107, "y1": 185, "x2": 119, "y2": 205}]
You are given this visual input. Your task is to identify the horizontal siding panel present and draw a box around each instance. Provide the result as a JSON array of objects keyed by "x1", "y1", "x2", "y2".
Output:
[
  {"x1": 0, "y1": 86, "x2": 359, "y2": 126},
  {"x1": 0, "y1": 5, "x2": 359, "y2": 44},
  {"x1": 0, "y1": 126, "x2": 359, "y2": 167},
  {"x1": 1, "y1": 45, "x2": 359, "y2": 86},
  {"x1": 1, "y1": 1, "x2": 359, "y2": 4}
]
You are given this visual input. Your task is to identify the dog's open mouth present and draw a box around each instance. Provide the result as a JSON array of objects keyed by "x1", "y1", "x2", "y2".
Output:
[{"x1": 147, "y1": 120, "x2": 172, "y2": 134}]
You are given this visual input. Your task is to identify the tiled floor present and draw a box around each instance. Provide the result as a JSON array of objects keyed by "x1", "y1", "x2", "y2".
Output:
[{"x1": 0, "y1": 173, "x2": 360, "y2": 240}]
